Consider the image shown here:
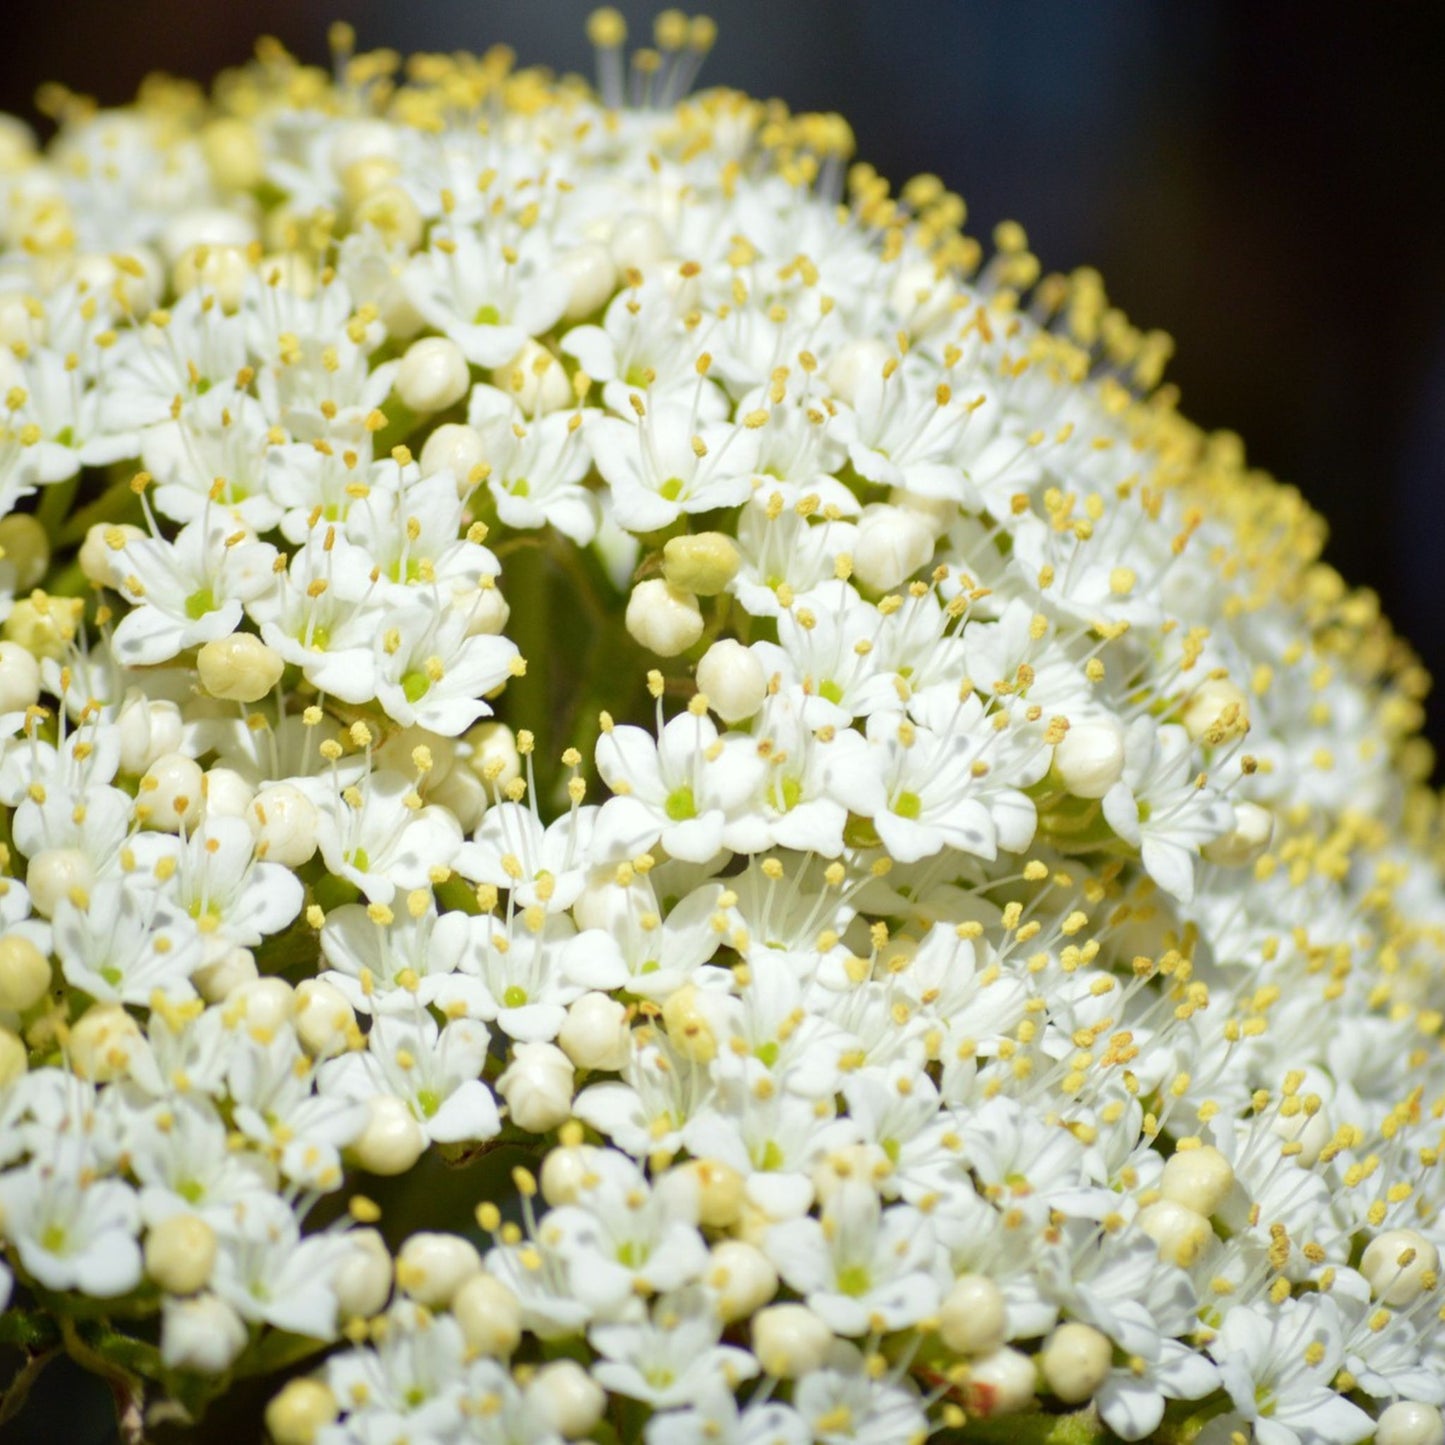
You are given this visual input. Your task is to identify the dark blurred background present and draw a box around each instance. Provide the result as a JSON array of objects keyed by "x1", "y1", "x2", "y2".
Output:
[{"x1": 1, "y1": 3, "x2": 1444, "y2": 1432}]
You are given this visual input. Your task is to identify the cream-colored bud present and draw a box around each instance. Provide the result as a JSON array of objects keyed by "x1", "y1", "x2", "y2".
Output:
[
  {"x1": 452, "y1": 1271, "x2": 522, "y2": 1356},
  {"x1": 851, "y1": 504, "x2": 934, "y2": 592},
  {"x1": 457, "y1": 583, "x2": 511, "y2": 638},
  {"x1": 1159, "y1": 1144, "x2": 1235, "y2": 1218},
  {"x1": 248, "y1": 783, "x2": 320, "y2": 868},
  {"x1": 825, "y1": 338, "x2": 892, "y2": 404},
  {"x1": 27, "y1": 847, "x2": 94, "y2": 918},
  {"x1": 294, "y1": 979, "x2": 357, "y2": 1059},
  {"x1": 626, "y1": 579, "x2": 703, "y2": 657},
  {"x1": 753, "y1": 1303, "x2": 833, "y2": 1378},
  {"x1": 1053, "y1": 717, "x2": 1126, "y2": 799},
  {"x1": 540, "y1": 1144, "x2": 599, "y2": 1206},
  {"x1": 1272, "y1": 1100, "x2": 1332, "y2": 1168},
  {"x1": 0, "y1": 640, "x2": 41, "y2": 716},
  {"x1": 661, "y1": 983, "x2": 719, "y2": 1063},
  {"x1": 201, "y1": 767, "x2": 254, "y2": 822},
  {"x1": 117, "y1": 694, "x2": 184, "y2": 775},
  {"x1": 160, "y1": 1294, "x2": 247, "y2": 1374},
  {"x1": 0, "y1": 514, "x2": 49, "y2": 591},
  {"x1": 525, "y1": 1359, "x2": 606, "y2": 1440},
  {"x1": 173, "y1": 244, "x2": 251, "y2": 312},
  {"x1": 1136, "y1": 1199, "x2": 1213, "y2": 1268},
  {"x1": 1040, "y1": 1322, "x2": 1112, "y2": 1405},
  {"x1": 191, "y1": 945, "x2": 258, "y2": 1003},
  {"x1": 557, "y1": 991, "x2": 631, "y2": 1071},
  {"x1": 1376, "y1": 1401, "x2": 1445, "y2": 1445},
  {"x1": 144, "y1": 1214, "x2": 217, "y2": 1295},
  {"x1": 1182, "y1": 676, "x2": 1249, "y2": 744},
  {"x1": 396, "y1": 336, "x2": 471, "y2": 413},
  {"x1": 330, "y1": 119, "x2": 401, "y2": 177},
  {"x1": 0, "y1": 933, "x2": 51, "y2": 1012},
  {"x1": 681, "y1": 1158, "x2": 745, "y2": 1228},
  {"x1": 696, "y1": 639, "x2": 767, "y2": 723},
  {"x1": 888, "y1": 259, "x2": 957, "y2": 336},
  {"x1": 264, "y1": 1378, "x2": 339, "y2": 1445},
  {"x1": 0, "y1": 293, "x2": 43, "y2": 351},
  {"x1": 1362, "y1": 1229, "x2": 1440, "y2": 1307},
  {"x1": 341, "y1": 156, "x2": 402, "y2": 210},
  {"x1": 353, "y1": 185, "x2": 423, "y2": 252},
  {"x1": 396, "y1": 1232, "x2": 482, "y2": 1309},
  {"x1": 559, "y1": 241, "x2": 617, "y2": 321},
  {"x1": 333, "y1": 1228, "x2": 393, "y2": 1320},
  {"x1": 139, "y1": 752, "x2": 205, "y2": 832},
  {"x1": 464, "y1": 722, "x2": 522, "y2": 793},
  {"x1": 0, "y1": 1027, "x2": 27, "y2": 1087},
  {"x1": 608, "y1": 212, "x2": 669, "y2": 271},
  {"x1": 938, "y1": 1273, "x2": 1008, "y2": 1356},
  {"x1": 3, "y1": 591, "x2": 84, "y2": 660},
  {"x1": 201, "y1": 118, "x2": 265, "y2": 192},
  {"x1": 491, "y1": 339, "x2": 571, "y2": 413},
  {"x1": 79, "y1": 522, "x2": 144, "y2": 590},
  {"x1": 256, "y1": 250, "x2": 315, "y2": 297},
  {"x1": 70, "y1": 1003, "x2": 145, "y2": 1083},
  {"x1": 888, "y1": 486, "x2": 956, "y2": 535},
  {"x1": 197, "y1": 633, "x2": 286, "y2": 702},
  {"x1": 353, "y1": 1094, "x2": 427, "y2": 1176},
  {"x1": 419, "y1": 422, "x2": 487, "y2": 482},
  {"x1": 708, "y1": 1239, "x2": 778, "y2": 1323},
  {"x1": 662, "y1": 532, "x2": 741, "y2": 596},
  {"x1": 497, "y1": 1042, "x2": 574, "y2": 1132},
  {"x1": 227, "y1": 978, "x2": 295, "y2": 1034},
  {"x1": 812, "y1": 1144, "x2": 890, "y2": 1207},
  {"x1": 1201, "y1": 800, "x2": 1274, "y2": 867},
  {"x1": 965, "y1": 1347, "x2": 1038, "y2": 1418},
  {"x1": 160, "y1": 207, "x2": 256, "y2": 266},
  {"x1": 427, "y1": 761, "x2": 488, "y2": 833}
]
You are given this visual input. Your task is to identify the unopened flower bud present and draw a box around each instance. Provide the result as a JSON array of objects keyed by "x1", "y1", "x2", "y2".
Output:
[
  {"x1": 264, "y1": 1378, "x2": 338, "y2": 1445},
  {"x1": 0, "y1": 641, "x2": 40, "y2": 716},
  {"x1": 1376, "y1": 1401, "x2": 1445, "y2": 1445},
  {"x1": 249, "y1": 784, "x2": 320, "y2": 867},
  {"x1": 626, "y1": 579, "x2": 703, "y2": 657},
  {"x1": 1159, "y1": 1144, "x2": 1235, "y2": 1218},
  {"x1": 497, "y1": 1042, "x2": 574, "y2": 1132},
  {"x1": 353, "y1": 185, "x2": 423, "y2": 252},
  {"x1": 681, "y1": 1158, "x2": 745, "y2": 1228},
  {"x1": 695, "y1": 638, "x2": 767, "y2": 724},
  {"x1": 192, "y1": 945, "x2": 258, "y2": 1002},
  {"x1": 965, "y1": 1347, "x2": 1038, "y2": 1418},
  {"x1": 452, "y1": 1271, "x2": 522, "y2": 1356},
  {"x1": 457, "y1": 584, "x2": 510, "y2": 638},
  {"x1": 609, "y1": 212, "x2": 668, "y2": 270},
  {"x1": 1362, "y1": 1229, "x2": 1439, "y2": 1307},
  {"x1": 825, "y1": 339, "x2": 892, "y2": 404},
  {"x1": 79, "y1": 522, "x2": 143, "y2": 590},
  {"x1": 464, "y1": 721, "x2": 522, "y2": 793},
  {"x1": 491, "y1": 339, "x2": 571, "y2": 413},
  {"x1": 341, "y1": 157, "x2": 401, "y2": 210},
  {"x1": 161, "y1": 1293, "x2": 247, "y2": 1374},
  {"x1": 0, "y1": 1027, "x2": 26, "y2": 1087},
  {"x1": 145, "y1": 1214, "x2": 216, "y2": 1295},
  {"x1": 812, "y1": 1143, "x2": 890, "y2": 1206},
  {"x1": 139, "y1": 752, "x2": 205, "y2": 832},
  {"x1": 1182, "y1": 676, "x2": 1249, "y2": 744},
  {"x1": 661, "y1": 983, "x2": 720, "y2": 1063},
  {"x1": 161, "y1": 206, "x2": 255, "y2": 265},
  {"x1": 558, "y1": 991, "x2": 631, "y2": 1071},
  {"x1": 294, "y1": 978, "x2": 357, "y2": 1059},
  {"x1": 1201, "y1": 800, "x2": 1273, "y2": 867},
  {"x1": 0, "y1": 514, "x2": 49, "y2": 591},
  {"x1": 1137, "y1": 1198, "x2": 1213, "y2": 1268},
  {"x1": 4, "y1": 591, "x2": 83, "y2": 660},
  {"x1": 1272, "y1": 1099, "x2": 1332, "y2": 1168},
  {"x1": 753, "y1": 1303, "x2": 833, "y2": 1378},
  {"x1": 851, "y1": 505, "x2": 933, "y2": 592},
  {"x1": 938, "y1": 1273, "x2": 1008, "y2": 1356},
  {"x1": 708, "y1": 1239, "x2": 778, "y2": 1323},
  {"x1": 1053, "y1": 717, "x2": 1126, "y2": 799},
  {"x1": 1040, "y1": 1322, "x2": 1112, "y2": 1404},
  {"x1": 889, "y1": 260, "x2": 957, "y2": 336},
  {"x1": 116, "y1": 694, "x2": 185, "y2": 775},
  {"x1": 27, "y1": 847, "x2": 94, "y2": 918},
  {"x1": 226, "y1": 977, "x2": 294, "y2": 1034},
  {"x1": 333, "y1": 1228, "x2": 393, "y2": 1320},
  {"x1": 353, "y1": 1094, "x2": 427, "y2": 1175},
  {"x1": 559, "y1": 241, "x2": 617, "y2": 320},
  {"x1": 396, "y1": 336, "x2": 470, "y2": 413},
  {"x1": 70, "y1": 1003, "x2": 145, "y2": 1082},
  {"x1": 663, "y1": 532, "x2": 740, "y2": 596},
  {"x1": 197, "y1": 632, "x2": 285, "y2": 702},
  {"x1": 173, "y1": 244, "x2": 250, "y2": 312},
  {"x1": 540, "y1": 1144, "x2": 599, "y2": 1206},
  {"x1": 0, "y1": 933, "x2": 51, "y2": 1012},
  {"x1": 525, "y1": 1358, "x2": 606, "y2": 1440},
  {"x1": 203, "y1": 767, "x2": 254, "y2": 820},
  {"x1": 419, "y1": 422, "x2": 486, "y2": 482},
  {"x1": 396, "y1": 1232, "x2": 482, "y2": 1308},
  {"x1": 200, "y1": 117, "x2": 264, "y2": 192}
]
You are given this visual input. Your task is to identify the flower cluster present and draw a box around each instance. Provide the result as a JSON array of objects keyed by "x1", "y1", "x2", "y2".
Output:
[{"x1": 0, "y1": 12, "x2": 1442, "y2": 1445}]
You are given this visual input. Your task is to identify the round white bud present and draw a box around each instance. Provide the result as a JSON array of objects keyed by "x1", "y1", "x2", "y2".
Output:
[
  {"x1": 1053, "y1": 717, "x2": 1126, "y2": 799},
  {"x1": 497, "y1": 1042, "x2": 575, "y2": 1133},
  {"x1": 609, "y1": 212, "x2": 669, "y2": 271},
  {"x1": 69, "y1": 1003, "x2": 145, "y2": 1083},
  {"x1": 464, "y1": 721, "x2": 522, "y2": 793},
  {"x1": 197, "y1": 632, "x2": 285, "y2": 702},
  {"x1": 200, "y1": 118, "x2": 265, "y2": 192},
  {"x1": 79, "y1": 522, "x2": 144, "y2": 590},
  {"x1": 458, "y1": 583, "x2": 511, "y2": 638},
  {"x1": 1201, "y1": 800, "x2": 1274, "y2": 867},
  {"x1": 332, "y1": 1228, "x2": 393, "y2": 1320},
  {"x1": 708, "y1": 1239, "x2": 778, "y2": 1324},
  {"x1": 557, "y1": 991, "x2": 631, "y2": 1071},
  {"x1": 851, "y1": 504, "x2": 934, "y2": 592},
  {"x1": 396, "y1": 336, "x2": 470, "y2": 413},
  {"x1": 27, "y1": 847, "x2": 94, "y2": 918},
  {"x1": 144, "y1": 1214, "x2": 216, "y2": 1296},
  {"x1": 225, "y1": 977, "x2": 294, "y2": 1033},
  {"x1": 116, "y1": 694, "x2": 185, "y2": 775},
  {"x1": 0, "y1": 640, "x2": 41, "y2": 716},
  {"x1": 491, "y1": 339, "x2": 571, "y2": 413},
  {"x1": 0, "y1": 933, "x2": 51, "y2": 1012},
  {"x1": 525, "y1": 1359, "x2": 606, "y2": 1440},
  {"x1": 812, "y1": 1144, "x2": 891, "y2": 1207},
  {"x1": 965, "y1": 1347, "x2": 1038, "y2": 1418},
  {"x1": 1271, "y1": 1099, "x2": 1332, "y2": 1168},
  {"x1": 353, "y1": 185, "x2": 424, "y2": 253},
  {"x1": 249, "y1": 783, "x2": 320, "y2": 868},
  {"x1": 427, "y1": 761, "x2": 488, "y2": 833},
  {"x1": 353, "y1": 1094, "x2": 426, "y2": 1176},
  {"x1": 1182, "y1": 676, "x2": 1249, "y2": 744},
  {"x1": 1159, "y1": 1145, "x2": 1235, "y2": 1218},
  {"x1": 340, "y1": 157, "x2": 401, "y2": 210},
  {"x1": 172, "y1": 244, "x2": 250, "y2": 312},
  {"x1": 396, "y1": 1232, "x2": 482, "y2": 1309},
  {"x1": 1376, "y1": 1401, "x2": 1445, "y2": 1445},
  {"x1": 696, "y1": 639, "x2": 767, "y2": 723},
  {"x1": 0, "y1": 293, "x2": 42, "y2": 352},
  {"x1": 452, "y1": 1271, "x2": 522, "y2": 1357},
  {"x1": 202, "y1": 767, "x2": 254, "y2": 821},
  {"x1": 625, "y1": 579, "x2": 703, "y2": 657},
  {"x1": 888, "y1": 260, "x2": 957, "y2": 336},
  {"x1": 160, "y1": 1293, "x2": 248, "y2": 1374},
  {"x1": 938, "y1": 1273, "x2": 1008, "y2": 1356},
  {"x1": 419, "y1": 422, "x2": 487, "y2": 483},
  {"x1": 1137, "y1": 1199, "x2": 1214, "y2": 1268},
  {"x1": 1361, "y1": 1229, "x2": 1440, "y2": 1307},
  {"x1": 681, "y1": 1158, "x2": 746, "y2": 1229},
  {"x1": 161, "y1": 206, "x2": 256, "y2": 264},
  {"x1": 294, "y1": 978, "x2": 357, "y2": 1059},
  {"x1": 191, "y1": 945, "x2": 258, "y2": 1003},
  {"x1": 139, "y1": 752, "x2": 204, "y2": 832},
  {"x1": 540, "y1": 1144, "x2": 600, "y2": 1206},
  {"x1": 825, "y1": 338, "x2": 892, "y2": 405},
  {"x1": 752, "y1": 1303, "x2": 834, "y2": 1378},
  {"x1": 663, "y1": 532, "x2": 741, "y2": 596},
  {"x1": 0, "y1": 515, "x2": 49, "y2": 591},
  {"x1": 1040, "y1": 1322, "x2": 1112, "y2": 1405},
  {"x1": 888, "y1": 486, "x2": 957, "y2": 534},
  {"x1": 558, "y1": 241, "x2": 617, "y2": 321},
  {"x1": 330, "y1": 119, "x2": 401, "y2": 177},
  {"x1": 264, "y1": 1378, "x2": 339, "y2": 1445},
  {"x1": 0, "y1": 1027, "x2": 27, "y2": 1087}
]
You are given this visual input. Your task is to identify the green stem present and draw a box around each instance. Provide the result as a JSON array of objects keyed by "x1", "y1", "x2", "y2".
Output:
[
  {"x1": 0, "y1": 1345, "x2": 60, "y2": 1426},
  {"x1": 36, "y1": 474, "x2": 80, "y2": 543},
  {"x1": 56, "y1": 477, "x2": 143, "y2": 547}
]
